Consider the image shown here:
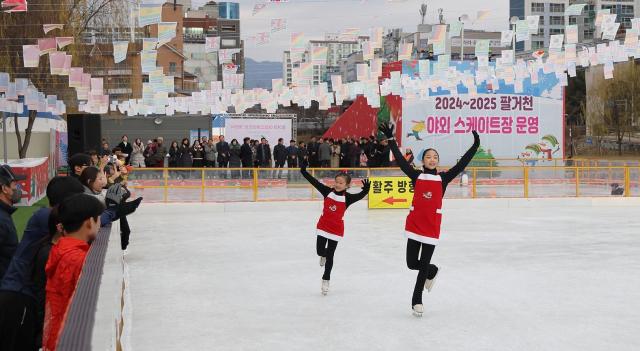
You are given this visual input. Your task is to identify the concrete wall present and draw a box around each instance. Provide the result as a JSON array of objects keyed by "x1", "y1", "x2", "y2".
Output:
[
  {"x1": 0, "y1": 132, "x2": 51, "y2": 159},
  {"x1": 100, "y1": 115, "x2": 212, "y2": 146}
]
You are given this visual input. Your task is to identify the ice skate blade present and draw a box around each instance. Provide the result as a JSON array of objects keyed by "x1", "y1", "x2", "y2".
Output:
[{"x1": 412, "y1": 310, "x2": 423, "y2": 317}]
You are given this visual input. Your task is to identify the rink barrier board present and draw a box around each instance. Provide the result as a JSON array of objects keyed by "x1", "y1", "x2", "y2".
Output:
[{"x1": 124, "y1": 166, "x2": 640, "y2": 203}]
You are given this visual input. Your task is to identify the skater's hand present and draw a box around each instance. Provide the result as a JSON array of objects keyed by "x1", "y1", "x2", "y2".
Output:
[
  {"x1": 379, "y1": 123, "x2": 394, "y2": 139},
  {"x1": 361, "y1": 178, "x2": 371, "y2": 189}
]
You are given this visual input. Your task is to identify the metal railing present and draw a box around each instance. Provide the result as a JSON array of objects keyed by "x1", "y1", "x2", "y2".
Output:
[{"x1": 124, "y1": 165, "x2": 640, "y2": 202}]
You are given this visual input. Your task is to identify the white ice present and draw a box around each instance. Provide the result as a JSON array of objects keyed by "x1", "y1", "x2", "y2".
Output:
[{"x1": 124, "y1": 199, "x2": 640, "y2": 351}]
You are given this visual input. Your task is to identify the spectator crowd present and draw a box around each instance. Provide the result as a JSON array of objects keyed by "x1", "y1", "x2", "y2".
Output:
[
  {"x1": 99, "y1": 134, "x2": 417, "y2": 170},
  {"x1": 0, "y1": 152, "x2": 143, "y2": 350}
]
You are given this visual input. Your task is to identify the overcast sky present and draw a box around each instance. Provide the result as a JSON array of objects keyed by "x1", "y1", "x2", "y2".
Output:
[{"x1": 193, "y1": 0, "x2": 509, "y2": 62}]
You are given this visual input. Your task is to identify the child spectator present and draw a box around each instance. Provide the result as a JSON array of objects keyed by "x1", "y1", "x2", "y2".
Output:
[{"x1": 42, "y1": 194, "x2": 105, "y2": 351}]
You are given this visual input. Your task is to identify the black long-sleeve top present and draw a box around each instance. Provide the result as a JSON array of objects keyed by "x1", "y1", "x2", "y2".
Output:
[
  {"x1": 389, "y1": 133, "x2": 480, "y2": 195},
  {"x1": 300, "y1": 168, "x2": 370, "y2": 207}
]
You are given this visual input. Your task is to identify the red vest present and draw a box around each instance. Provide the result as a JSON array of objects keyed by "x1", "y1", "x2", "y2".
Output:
[
  {"x1": 316, "y1": 192, "x2": 347, "y2": 241},
  {"x1": 405, "y1": 173, "x2": 443, "y2": 245}
]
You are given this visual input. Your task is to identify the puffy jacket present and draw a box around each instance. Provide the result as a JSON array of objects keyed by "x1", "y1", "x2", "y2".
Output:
[
  {"x1": 0, "y1": 201, "x2": 18, "y2": 280},
  {"x1": 43, "y1": 237, "x2": 90, "y2": 351},
  {"x1": 130, "y1": 143, "x2": 146, "y2": 166}
]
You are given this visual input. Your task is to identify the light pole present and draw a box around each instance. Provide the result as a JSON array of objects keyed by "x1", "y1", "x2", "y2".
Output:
[
  {"x1": 510, "y1": 16, "x2": 520, "y2": 52},
  {"x1": 459, "y1": 14, "x2": 469, "y2": 62}
]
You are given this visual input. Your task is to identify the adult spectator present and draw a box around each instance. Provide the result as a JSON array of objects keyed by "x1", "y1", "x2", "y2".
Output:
[
  {"x1": 79, "y1": 167, "x2": 107, "y2": 205},
  {"x1": 204, "y1": 138, "x2": 217, "y2": 168},
  {"x1": 168, "y1": 141, "x2": 179, "y2": 168},
  {"x1": 273, "y1": 138, "x2": 287, "y2": 178},
  {"x1": 0, "y1": 165, "x2": 25, "y2": 280},
  {"x1": 240, "y1": 138, "x2": 253, "y2": 179},
  {"x1": 339, "y1": 138, "x2": 350, "y2": 168},
  {"x1": 130, "y1": 138, "x2": 146, "y2": 168},
  {"x1": 349, "y1": 139, "x2": 361, "y2": 168},
  {"x1": 100, "y1": 141, "x2": 111, "y2": 157},
  {"x1": 378, "y1": 139, "x2": 391, "y2": 167},
  {"x1": 251, "y1": 140, "x2": 259, "y2": 168},
  {"x1": 297, "y1": 142, "x2": 308, "y2": 167},
  {"x1": 330, "y1": 139, "x2": 340, "y2": 168},
  {"x1": 308, "y1": 137, "x2": 319, "y2": 167},
  {"x1": 367, "y1": 137, "x2": 380, "y2": 167},
  {"x1": 177, "y1": 138, "x2": 192, "y2": 167},
  {"x1": 191, "y1": 140, "x2": 204, "y2": 168},
  {"x1": 117, "y1": 135, "x2": 133, "y2": 165},
  {"x1": 256, "y1": 138, "x2": 272, "y2": 167},
  {"x1": 286, "y1": 140, "x2": 299, "y2": 181},
  {"x1": 154, "y1": 137, "x2": 167, "y2": 167},
  {"x1": 216, "y1": 135, "x2": 231, "y2": 168},
  {"x1": 318, "y1": 138, "x2": 332, "y2": 168},
  {"x1": 68, "y1": 153, "x2": 92, "y2": 178},
  {"x1": 143, "y1": 140, "x2": 156, "y2": 167},
  {"x1": 229, "y1": 139, "x2": 242, "y2": 179}
]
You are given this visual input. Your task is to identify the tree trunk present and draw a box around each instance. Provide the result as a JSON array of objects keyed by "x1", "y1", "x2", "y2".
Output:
[{"x1": 13, "y1": 110, "x2": 37, "y2": 159}]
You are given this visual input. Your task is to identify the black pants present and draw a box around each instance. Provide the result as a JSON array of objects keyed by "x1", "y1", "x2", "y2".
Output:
[
  {"x1": 316, "y1": 235, "x2": 338, "y2": 281},
  {"x1": 0, "y1": 291, "x2": 37, "y2": 351},
  {"x1": 274, "y1": 161, "x2": 285, "y2": 178},
  {"x1": 406, "y1": 239, "x2": 438, "y2": 306},
  {"x1": 120, "y1": 216, "x2": 131, "y2": 250}
]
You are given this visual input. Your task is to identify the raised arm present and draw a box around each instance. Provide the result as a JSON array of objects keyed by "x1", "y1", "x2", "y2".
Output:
[
  {"x1": 441, "y1": 131, "x2": 480, "y2": 184},
  {"x1": 300, "y1": 164, "x2": 332, "y2": 197},
  {"x1": 379, "y1": 123, "x2": 421, "y2": 180},
  {"x1": 346, "y1": 178, "x2": 371, "y2": 207}
]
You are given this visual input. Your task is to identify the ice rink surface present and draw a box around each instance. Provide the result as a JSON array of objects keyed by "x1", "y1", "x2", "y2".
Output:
[{"x1": 124, "y1": 198, "x2": 640, "y2": 351}]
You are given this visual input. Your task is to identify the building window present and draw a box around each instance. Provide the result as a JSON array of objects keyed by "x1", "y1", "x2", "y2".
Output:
[
  {"x1": 221, "y1": 39, "x2": 237, "y2": 47},
  {"x1": 531, "y1": 3, "x2": 545, "y2": 12},
  {"x1": 169, "y1": 62, "x2": 177, "y2": 74},
  {"x1": 532, "y1": 40, "x2": 544, "y2": 50},
  {"x1": 536, "y1": 28, "x2": 544, "y2": 36},
  {"x1": 549, "y1": 3, "x2": 565, "y2": 12},
  {"x1": 583, "y1": 29, "x2": 594, "y2": 39},
  {"x1": 539, "y1": 17, "x2": 545, "y2": 26},
  {"x1": 550, "y1": 16, "x2": 564, "y2": 25},
  {"x1": 221, "y1": 24, "x2": 237, "y2": 32},
  {"x1": 569, "y1": 17, "x2": 577, "y2": 25},
  {"x1": 549, "y1": 28, "x2": 564, "y2": 35}
]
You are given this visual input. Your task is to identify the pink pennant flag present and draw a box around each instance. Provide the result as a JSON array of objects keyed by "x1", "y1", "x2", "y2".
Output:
[
  {"x1": 22, "y1": 45, "x2": 40, "y2": 67},
  {"x1": 43, "y1": 24, "x2": 64, "y2": 34},
  {"x1": 2, "y1": 0, "x2": 27, "y2": 12},
  {"x1": 62, "y1": 55, "x2": 72, "y2": 76},
  {"x1": 49, "y1": 52, "x2": 66, "y2": 75},
  {"x1": 91, "y1": 78, "x2": 103, "y2": 96},
  {"x1": 56, "y1": 37, "x2": 74, "y2": 49},
  {"x1": 69, "y1": 68, "x2": 83, "y2": 88},
  {"x1": 38, "y1": 38, "x2": 57, "y2": 55}
]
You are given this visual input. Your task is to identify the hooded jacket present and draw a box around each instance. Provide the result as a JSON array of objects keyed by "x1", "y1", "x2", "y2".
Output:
[{"x1": 43, "y1": 237, "x2": 90, "y2": 351}]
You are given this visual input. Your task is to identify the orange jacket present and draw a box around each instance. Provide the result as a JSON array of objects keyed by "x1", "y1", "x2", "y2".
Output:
[{"x1": 42, "y1": 237, "x2": 89, "y2": 351}]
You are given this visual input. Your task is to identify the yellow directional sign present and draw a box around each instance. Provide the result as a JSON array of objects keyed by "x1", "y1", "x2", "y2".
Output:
[{"x1": 368, "y1": 176, "x2": 414, "y2": 209}]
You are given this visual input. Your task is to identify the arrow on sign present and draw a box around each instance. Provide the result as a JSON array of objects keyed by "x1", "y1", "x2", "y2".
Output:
[{"x1": 382, "y1": 197, "x2": 408, "y2": 205}]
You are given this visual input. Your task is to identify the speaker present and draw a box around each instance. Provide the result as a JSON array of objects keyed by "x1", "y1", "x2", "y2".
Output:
[{"x1": 67, "y1": 114, "x2": 102, "y2": 156}]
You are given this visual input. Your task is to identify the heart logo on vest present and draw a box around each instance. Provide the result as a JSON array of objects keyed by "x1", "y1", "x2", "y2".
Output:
[
  {"x1": 423, "y1": 191, "x2": 432, "y2": 199},
  {"x1": 329, "y1": 205, "x2": 337, "y2": 212}
]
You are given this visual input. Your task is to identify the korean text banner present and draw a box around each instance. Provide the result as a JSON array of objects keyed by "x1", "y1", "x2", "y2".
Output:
[
  {"x1": 224, "y1": 118, "x2": 292, "y2": 148},
  {"x1": 401, "y1": 62, "x2": 564, "y2": 166}
]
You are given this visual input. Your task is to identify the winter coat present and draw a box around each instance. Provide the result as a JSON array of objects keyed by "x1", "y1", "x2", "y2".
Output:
[
  {"x1": 203, "y1": 143, "x2": 217, "y2": 162},
  {"x1": 150, "y1": 143, "x2": 167, "y2": 167},
  {"x1": 83, "y1": 185, "x2": 106, "y2": 206},
  {"x1": 256, "y1": 144, "x2": 272, "y2": 166},
  {"x1": 130, "y1": 143, "x2": 146, "y2": 166},
  {"x1": 117, "y1": 142, "x2": 133, "y2": 163},
  {"x1": 216, "y1": 141, "x2": 231, "y2": 163},
  {"x1": 240, "y1": 143, "x2": 253, "y2": 166},
  {"x1": 0, "y1": 201, "x2": 18, "y2": 280},
  {"x1": 168, "y1": 147, "x2": 179, "y2": 167},
  {"x1": 318, "y1": 143, "x2": 332, "y2": 162},
  {"x1": 177, "y1": 145, "x2": 193, "y2": 167},
  {"x1": 0, "y1": 207, "x2": 49, "y2": 296},
  {"x1": 43, "y1": 237, "x2": 90, "y2": 351},
  {"x1": 330, "y1": 145, "x2": 340, "y2": 168},
  {"x1": 273, "y1": 144, "x2": 287, "y2": 163},
  {"x1": 191, "y1": 146, "x2": 204, "y2": 160},
  {"x1": 229, "y1": 144, "x2": 241, "y2": 167},
  {"x1": 286, "y1": 146, "x2": 299, "y2": 167},
  {"x1": 297, "y1": 146, "x2": 308, "y2": 166}
]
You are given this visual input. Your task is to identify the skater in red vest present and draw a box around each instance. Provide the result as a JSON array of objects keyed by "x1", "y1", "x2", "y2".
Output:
[
  {"x1": 300, "y1": 164, "x2": 370, "y2": 295},
  {"x1": 379, "y1": 123, "x2": 479, "y2": 317}
]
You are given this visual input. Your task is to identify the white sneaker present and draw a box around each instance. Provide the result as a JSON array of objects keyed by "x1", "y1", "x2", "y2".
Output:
[
  {"x1": 321, "y1": 280, "x2": 330, "y2": 295},
  {"x1": 319, "y1": 256, "x2": 326, "y2": 266},
  {"x1": 412, "y1": 304, "x2": 424, "y2": 317},
  {"x1": 424, "y1": 269, "x2": 439, "y2": 292}
]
